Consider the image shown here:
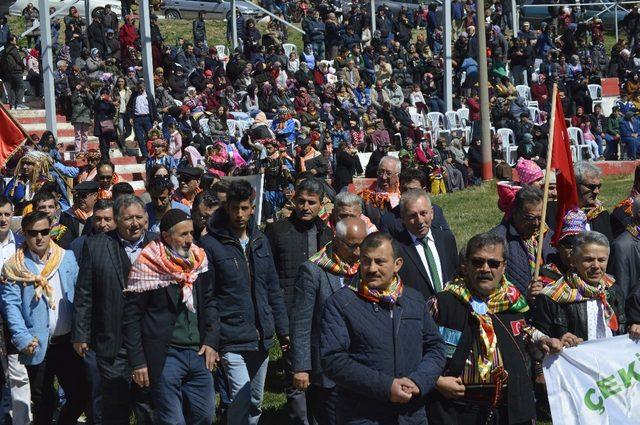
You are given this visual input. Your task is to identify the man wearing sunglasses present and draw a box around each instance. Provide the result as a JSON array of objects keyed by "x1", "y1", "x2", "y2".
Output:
[
  {"x1": 574, "y1": 161, "x2": 613, "y2": 242},
  {"x1": 427, "y1": 232, "x2": 563, "y2": 425},
  {"x1": 174, "y1": 167, "x2": 204, "y2": 209},
  {"x1": 290, "y1": 217, "x2": 367, "y2": 424},
  {"x1": 146, "y1": 177, "x2": 190, "y2": 234},
  {"x1": 490, "y1": 186, "x2": 557, "y2": 294},
  {"x1": 1, "y1": 211, "x2": 89, "y2": 424},
  {"x1": 96, "y1": 162, "x2": 120, "y2": 200}
]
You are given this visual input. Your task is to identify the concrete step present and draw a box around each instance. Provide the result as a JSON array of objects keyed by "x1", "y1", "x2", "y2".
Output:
[{"x1": 22, "y1": 122, "x2": 74, "y2": 132}]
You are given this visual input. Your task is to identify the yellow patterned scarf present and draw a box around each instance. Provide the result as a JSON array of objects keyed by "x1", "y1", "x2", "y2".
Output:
[
  {"x1": 1, "y1": 242, "x2": 65, "y2": 309},
  {"x1": 583, "y1": 204, "x2": 605, "y2": 221},
  {"x1": 445, "y1": 276, "x2": 529, "y2": 380}
]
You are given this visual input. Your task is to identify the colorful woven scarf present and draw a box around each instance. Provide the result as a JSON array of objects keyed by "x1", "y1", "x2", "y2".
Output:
[
  {"x1": 540, "y1": 271, "x2": 618, "y2": 331},
  {"x1": 125, "y1": 240, "x2": 208, "y2": 313},
  {"x1": 49, "y1": 224, "x2": 68, "y2": 242},
  {"x1": 1, "y1": 241, "x2": 65, "y2": 309},
  {"x1": 521, "y1": 223, "x2": 548, "y2": 274},
  {"x1": 445, "y1": 276, "x2": 529, "y2": 381},
  {"x1": 309, "y1": 242, "x2": 359, "y2": 278},
  {"x1": 72, "y1": 207, "x2": 92, "y2": 222},
  {"x1": 627, "y1": 224, "x2": 640, "y2": 240},
  {"x1": 583, "y1": 203, "x2": 606, "y2": 221},
  {"x1": 358, "y1": 181, "x2": 400, "y2": 210},
  {"x1": 354, "y1": 273, "x2": 404, "y2": 307}
]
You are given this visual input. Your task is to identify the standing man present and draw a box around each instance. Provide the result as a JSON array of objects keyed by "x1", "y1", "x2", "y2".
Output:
[
  {"x1": 395, "y1": 189, "x2": 458, "y2": 301},
  {"x1": 611, "y1": 196, "x2": 640, "y2": 304},
  {"x1": 72, "y1": 195, "x2": 156, "y2": 424},
  {"x1": 320, "y1": 232, "x2": 446, "y2": 423},
  {"x1": 123, "y1": 209, "x2": 217, "y2": 424},
  {"x1": 574, "y1": 161, "x2": 614, "y2": 241},
  {"x1": 291, "y1": 217, "x2": 367, "y2": 425},
  {"x1": 490, "y1": 186, "x2": 557, "y2": 294},
  {"x1": 0, "y1": 196, "x2": 30, "y2": 425},
  {"x1": 191, "y1": 191, "x2": 220, "y2": 241},
  {"x1": 174, "y1": 167, "x2": 204, "y2": 209},
  {"x1": 127, "y1": 82, "x2": 157, "y2": 158},
  {"x1": 428, "y1": 233, "x2": 563, "y2": 425},
  {"x1": 70, "y1": 199, "x2": 116, "y2": 261},
  {"x1": 0, "y1": 35, "x2": 27, "y2": 110},
  {"x1": 1, "y1": 212, "x2": 89, "y2": 425},
  {"x1": 200, "y1": 180, "x2": 289, "y2": 425},
  {"x1": 59, "y1": 180, "x2": 100, "y2": 242}
]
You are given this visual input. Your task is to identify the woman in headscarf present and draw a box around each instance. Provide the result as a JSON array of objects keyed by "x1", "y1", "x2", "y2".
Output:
[{"x1": 86, "y1": 48, "x2": 105, "y2": 79}]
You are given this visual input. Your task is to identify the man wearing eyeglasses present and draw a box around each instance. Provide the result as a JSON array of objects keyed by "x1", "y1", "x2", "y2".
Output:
[
  {"x1": 427, "y1": 232, "x2": 564, "y2": 425},
  {"x1": 1, "y1": 211, "x2": 89, "y2": 424},
  {"x1": 490, "y1": 186, "x2": 557, "y2": 294},
  {"x1": 396, "y1": 189, "x2": 458, "y2": 301},
  {"x1": 290, "y1": 217, "x2": 367, "y2": 425},
  {"x1": 574, "y1": 162, "x2": 614, "y2": 242},
  {"x1": 358, "y1": 156, "x2": 402, "y2": 227}
]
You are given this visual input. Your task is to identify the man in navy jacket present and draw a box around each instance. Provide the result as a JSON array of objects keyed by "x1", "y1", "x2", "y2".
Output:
[
  {"x1": 320, "y1": 232, "x2": 445, "y2": 424},
  {"x1": 199, "y1": 180, "x2": 289, "y2": 425}
]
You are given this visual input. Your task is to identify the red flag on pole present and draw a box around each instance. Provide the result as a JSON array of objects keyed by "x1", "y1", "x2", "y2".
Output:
[
  {"x1": 550, "y1": 94, "x2": 579, "y2": 245},
  {"x1": 0, "y1": 105, "x2": 27, "y2": 167}
]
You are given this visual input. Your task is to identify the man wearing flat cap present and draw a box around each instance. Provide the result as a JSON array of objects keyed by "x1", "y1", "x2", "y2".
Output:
[
  {"x1": 174, "y1": 167, "x2": 203, "y2": 209},
  {"x1": 123, "y1": 209, "x2": 218, "y2": 424},
  {"x1": 59, "y1": 180, "x2": 99, "y2": 242}
]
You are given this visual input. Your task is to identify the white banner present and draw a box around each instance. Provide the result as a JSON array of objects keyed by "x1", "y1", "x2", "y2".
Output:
[
  {"x1": 543, "y1": 335, "x2": 640, "y2": 425},
  {"x1": 222, "y1": 174, "x2": 265, "y2": 226}
]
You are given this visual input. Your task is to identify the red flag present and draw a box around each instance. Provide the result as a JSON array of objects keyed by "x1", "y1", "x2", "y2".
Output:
[
  {"x1": 0, "y1": 105, "x2": 27, "y2": 166},
  {"x1": 551, "y1": 94, "x2": 579, "y2": 245}
]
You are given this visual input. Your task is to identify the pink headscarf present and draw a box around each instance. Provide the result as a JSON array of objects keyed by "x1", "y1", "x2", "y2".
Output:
[
  {"x1": 515, "y1": 158, "x2": 543, "y2": 185},
  {"x1": 184, "y1": 146, "x2": 204, "y2": 167}
]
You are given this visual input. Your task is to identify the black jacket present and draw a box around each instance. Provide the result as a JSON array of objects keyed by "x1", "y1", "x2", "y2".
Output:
[
  {"x1": 397, "y1": 228, "x2": 458, "y2": 300},
  {"x1": 588, "y1": 209, "x2": 614, "y2": 242},
  {"x1": 533, "y1": 286, "x2": 626, "y2": 341},
  {"x1": 333, "y1": 150, "x2": 362, "y2": 192},
  {"x1": 59, "y1": 209, "x2": 94, "y2": 246},
  {"x1": 264, "y1": 215, "x2": 332, "y2": 312},
  {"x1": 320, "y1": 285, "x2": 446, "y2": 425},
  {"x1": 0, "y1": 44, "x2": 24, "y2": 77},
  {"x1": 122, "y1": 274, "x2": 218, "y2": 383},
  {"x1": 126, "y1": 91, "x2": 158, "y2": 121},
  {"x1": 428, "y1": 291, "x2": 537, "y2": 425},
  {"x1": 71, "y1": 231, "x2": 158, "y2": 359},
  {"x1": 199, "y1": 210, "x2": 288, "y2": 352}
]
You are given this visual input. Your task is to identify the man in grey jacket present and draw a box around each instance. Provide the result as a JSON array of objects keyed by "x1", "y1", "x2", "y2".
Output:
[{"x1": 290, "y1": 217, "x2": 367, "y2": 425}]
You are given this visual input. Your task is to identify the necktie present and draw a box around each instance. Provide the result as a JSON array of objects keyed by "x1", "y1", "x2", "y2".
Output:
[{"x1": 422, "y1": 237, "x2": 442, "y2": 292}]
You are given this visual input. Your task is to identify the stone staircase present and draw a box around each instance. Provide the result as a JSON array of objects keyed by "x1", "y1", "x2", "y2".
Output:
[{"x1": 9, "y1": 108, "x2": 147, "y2": 195}]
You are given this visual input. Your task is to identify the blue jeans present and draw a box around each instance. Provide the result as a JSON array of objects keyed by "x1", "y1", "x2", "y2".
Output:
[
  {"x1": 133, "y1": 115, "x2": 152, "y2": 157},
  {"x1": 151, "y1": 346, "x2": 215, "y2": 425},
  {"x1": 622, "y1": 136, "x2": 640, "y2": 159},
  {"x1": 221, "y1": 348, "x2": 269, "y2": 425}
]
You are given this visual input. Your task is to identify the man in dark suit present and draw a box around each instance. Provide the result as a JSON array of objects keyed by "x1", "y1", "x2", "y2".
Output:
[
  {"x1": 380, "y1": 168, "x2": 451, "y2": 239},
  {"x1": 290, "y1": 217, "x2": 367, "y2": 425},
  {"x1": 574, "y1": 161, "x2": 614, "y2": 242},
  {"x1": 72, "y1": 195, "x2": 156, "y2": 425},
  {"x1": 295, "y1": 136, "x2": 329, "y2": 179},
  {"x1": 396, "y1": 189, "x2": 458, "y2": 300},
  {"x1": 123, "y1": 209, "x2": 218, "y2": 424},
  {"x1": 59, "y1": 180, "x2": 99, "y2": 242}
]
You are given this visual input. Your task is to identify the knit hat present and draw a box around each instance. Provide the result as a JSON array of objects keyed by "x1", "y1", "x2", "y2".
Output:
[
  {"x1": 160, "y1": 209, "x2": 191, "y2": 233},
  {"x1": 558, "y1": 209, "x2": 587, "y2": 243},
  {"x1": 516, "y1": 158, "x2": 543, "y2": 185}
]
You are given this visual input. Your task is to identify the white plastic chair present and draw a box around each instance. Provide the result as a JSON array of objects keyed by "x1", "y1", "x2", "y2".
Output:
[
  {"x1": 445, "y1": 111, "x2": 462, "y2": 130},
  {"x1": 410, "y1": 112, "x2": 426, "y2": 128},
  {"x1": 588, "y1": 84, "x2": 603, "y2": 112},
  {"x1": 528, "y1": 106, "x2": 542, "y2": 125},
  {"x1": 457, "y1": 108, "x2": 470, "y2": 125},
  {"x1": 516, "y1": 84, "x2": 538, "y2": 108},
  {"x1": 227, "y1": 119, "x2": 239, "y2": 138},
  {"x1": 567, "y1": 127, "x2": 589, "y2": 161},
  {"x1": 497, "y1": 128, "x2": 517, "y2": 166},
  {"x1": 283, "y1": 43, "x2": 297, "y2": 58},
  {"x1": 426, "y1": 112, "x2": 446, "y2": 131}
]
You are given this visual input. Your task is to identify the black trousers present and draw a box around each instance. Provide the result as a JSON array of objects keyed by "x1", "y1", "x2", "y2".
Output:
[
  {"x1": 307, "y1": 385, "x2": 338, "y2": 425},
  {"x1": 96, "y1": 347, "x2": 152, "y2": 425},
  {"x1": 284, "y1": 349, "x2": 309, "y2": 425},
  {"x1": 26, "y1": 335, "x2": 89, "y2": 425}
]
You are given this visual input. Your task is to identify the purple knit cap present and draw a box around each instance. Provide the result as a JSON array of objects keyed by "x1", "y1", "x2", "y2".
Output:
[{"x1": 559, "y1": 209, "x2": 587, "y2": 242}]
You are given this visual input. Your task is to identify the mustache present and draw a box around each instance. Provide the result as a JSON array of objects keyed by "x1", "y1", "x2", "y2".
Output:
[{"x1": 477, "y1": 273, "x2": 494, "y2": 280}]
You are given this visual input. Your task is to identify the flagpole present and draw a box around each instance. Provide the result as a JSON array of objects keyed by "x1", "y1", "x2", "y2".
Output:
[
  {"x1": 0, "y1": 103, "x2": 33, "y2": 166},
  {"x1": 533, "y1": 83, "x2": 558, "y2": 282}
]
